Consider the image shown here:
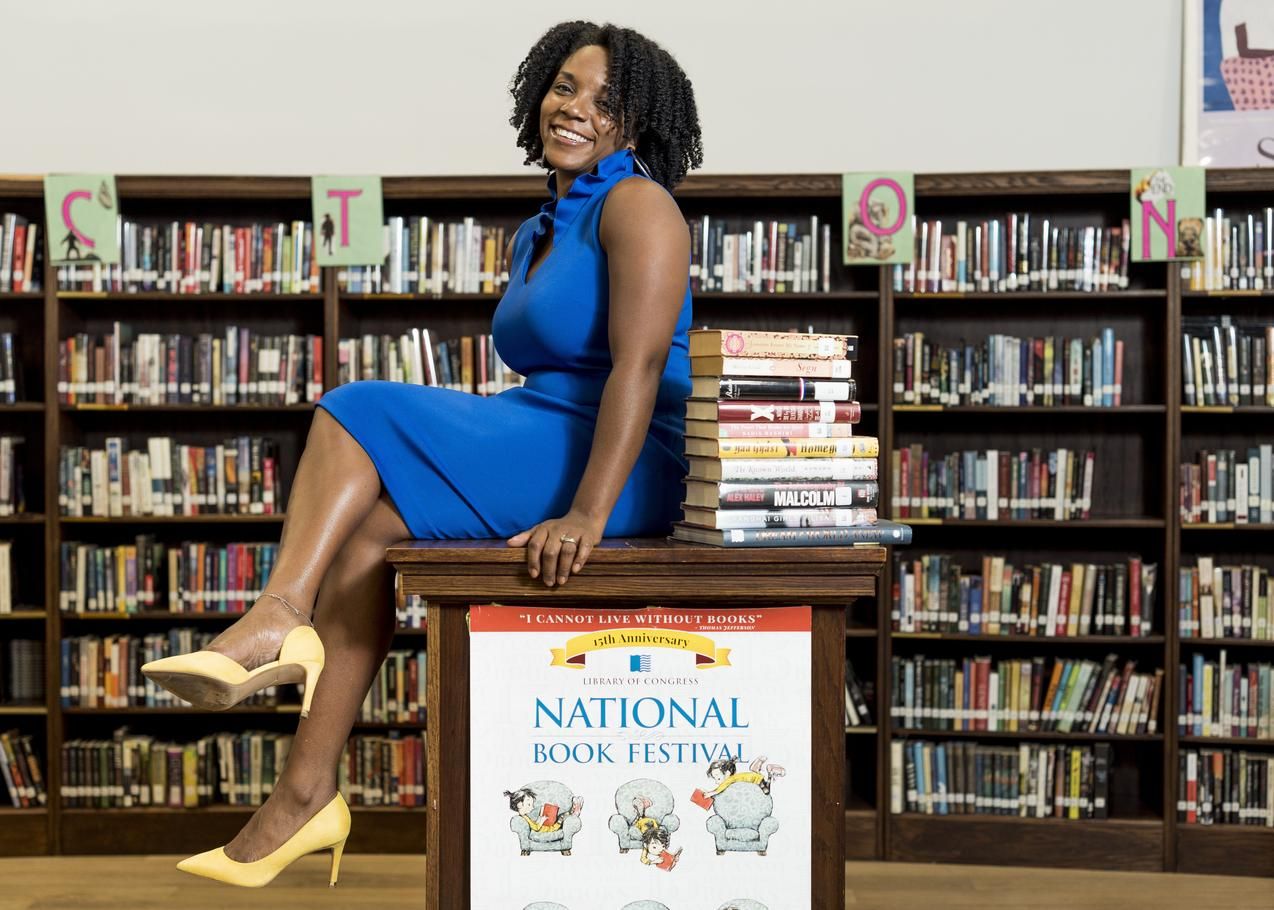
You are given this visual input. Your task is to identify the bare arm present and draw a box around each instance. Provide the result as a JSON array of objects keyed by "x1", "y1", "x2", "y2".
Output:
[
  {"x1": 1237, "y1": 23, "x2": 1274, "y2": 58},
  {"x1": 507, "y1": 176, "x2": 689, "y2": 585}
]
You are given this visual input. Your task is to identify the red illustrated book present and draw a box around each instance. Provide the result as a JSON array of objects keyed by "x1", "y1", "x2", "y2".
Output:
[
  {"x1": 540, "y1": 803, "x2": 560, "y2": 827},
  {"x1": 690, "y1": 788, "x2": 714, "y2": 810}
]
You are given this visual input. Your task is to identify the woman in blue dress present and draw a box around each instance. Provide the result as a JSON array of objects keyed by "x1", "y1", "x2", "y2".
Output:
[{"x1": 141, "y1": 21, "x2": 703, "y2": 887}]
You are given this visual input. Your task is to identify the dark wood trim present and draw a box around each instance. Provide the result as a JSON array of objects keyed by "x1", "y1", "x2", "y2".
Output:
[
  {"x1": 424, "y1": 600, "x2": 468, "y2": 908},
  {"x1": 812, "y1": 602, "x2": 847, "y2": 909}
]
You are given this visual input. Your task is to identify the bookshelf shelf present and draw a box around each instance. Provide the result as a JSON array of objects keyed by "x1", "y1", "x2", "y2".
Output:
[
  {"x1": 844, "y1": 726, "x2": 878, "y2": 735},
  {"x1": 58, "y1": 514, "x2": 286, "y2": 524},
  {"x1": 56, "y1": 291, "x2": 323, "y2": 303},
  {"x1": 59, "y1": 403, "x2": 316, "y2": 413},
  {"x1": 62, "y1": 706, "x2": 302, "y2": 715},
  {"x1": 891, "y1": 405, "x2": 1165, "y2": 415},
  {"x1": 340, "y1": 291, "x2": 500, "y2": 303},
  {"x1": 1180, "y1": 406, "x2": 1274, "y2": 415},
  {"x1": 0, "y1": 291, "x2": 43, "y2": 301},
  {"x1": 896, "y1": 518, "x2": 1165, "y2": 529},
  {"x1": 889, "y1": 813, "x2": 1163, "y2": 872},
  {"x1": 0, "y1": 705, "x2": 47, "y2": 715},
  {"x1": 693, "y1": 290, "x2": 878, "y2": 301},
  {"x1": 60, "y1": 611, "x2": 246, "y2": 621},
  {"x1": 845, "y1": 626, "x2": 877, "y2": 638},
  {"x1": 1180, "y1": 523, "x2": 1274, "y2": 531},
  {"x1": 0, "y1": 513, "x2": 44, "y2": 524},
  {"x1": 845, "y1": 807, "x2": 878, "y2": 861},
  {"x1": 890, "y1": 728, "x2": 1163, "y2": 743},
  {"x1": 1176, "y1": 826, "x2": 1274, "y2": 878},
  {"x1": 1178, "y1": 736, "x2": 1274, "y2": 748},
  {"x1": 891, "y1": 632, "x2": 1165, "y2": 646},
  {"x1": 1178, "y1": 637, "x2": 1274, "y2": 648},
  {"x1": 0, "y1": 610, "x2": 46, "y2": 620},
  {"x1": 0, "y1": 403, "x2": 44, "y2": 412}
]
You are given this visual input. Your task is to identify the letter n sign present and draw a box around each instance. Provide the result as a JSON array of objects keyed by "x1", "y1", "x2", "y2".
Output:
[
  {"x1": 311, "y1": 176, "x2": 385, "y2": 266},
  {"x1": 842, "y1": 172, "x2": 913, "y2": 265},
  {"x1": 1130, "y1": 167, "x2": 1205, "y2": 262}
]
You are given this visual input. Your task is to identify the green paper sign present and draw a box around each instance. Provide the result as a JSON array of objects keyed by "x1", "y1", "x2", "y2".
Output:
[
  {"x1": 1130, "y1": 167, "x2": 1205, "y2": 262},
  {"x1": 842, "y1": 171, "x2": 913, "y2": 265},
  {"x1": 43, "y1": 174, "x2": 120, "y2": 265},
  {"x1": 311, "y1": 176, "x2": 384, "y2": 266}
]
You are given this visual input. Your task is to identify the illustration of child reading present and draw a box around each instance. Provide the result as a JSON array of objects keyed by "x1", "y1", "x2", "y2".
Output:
[
  {"x1": 717, "y1": 901, "x2": 769, "y2": 910},
  {"x1": 620, "y1": 902, "x2": 670, "y2": 910},
  {"x1": 691, "y1": 755, "x2": 786, "y2": 809},
  {"x1": 639, "y1": 823, "x2": 683, "y2": 871},
  {"x1": 504, "y1": 783, "x2": 584, "y2": 856}
]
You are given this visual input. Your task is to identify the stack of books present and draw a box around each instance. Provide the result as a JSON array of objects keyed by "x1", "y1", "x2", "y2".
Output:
[{"x1": 671, "y1": 328, "x2": 911, "y2": 547}]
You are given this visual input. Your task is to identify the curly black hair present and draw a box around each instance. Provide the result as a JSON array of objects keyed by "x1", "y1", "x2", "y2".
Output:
[{"x1": 509, "y1": 21, "x2": 704, "y2": 189}]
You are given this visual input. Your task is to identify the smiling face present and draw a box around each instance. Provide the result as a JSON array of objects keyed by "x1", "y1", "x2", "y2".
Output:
[
  {"x1": 515, "y1": 792, "x2": 536, "y2": 815},
  {"x1": 539, "y1": 44, "x2": 629, "y2": 179}
]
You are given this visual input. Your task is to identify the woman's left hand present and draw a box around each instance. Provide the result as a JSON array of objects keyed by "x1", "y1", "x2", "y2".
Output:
[{"x1": 506, "y1": 510, "x2": 606, "y2": 587}]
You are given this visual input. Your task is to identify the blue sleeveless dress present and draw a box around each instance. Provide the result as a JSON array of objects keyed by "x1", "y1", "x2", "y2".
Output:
[{"x1": 315, "y1": 148, "x2": 692, "y2": 539}]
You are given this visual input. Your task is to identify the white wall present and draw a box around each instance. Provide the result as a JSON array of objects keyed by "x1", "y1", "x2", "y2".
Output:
[{"x1": 1, "y1": 0, "x2": 1183, "y2": 176}]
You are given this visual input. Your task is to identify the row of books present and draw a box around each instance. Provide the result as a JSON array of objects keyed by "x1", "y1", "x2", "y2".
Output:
[
  {"x1": 892, "y1": 216, "x2": 1132, "y2": 294},
  {"x1": 893, "y1": 330, "x2": 1126, "y2": 408},
  {"x1": 59, "y1": 539, "x2": 278, "y2": 615},
  {"x1": 889, "y1": 739, "x2": 1113, "y2": 820},
  {"x1": 1179, "y1": 748, "x2": 1273, "y2": 826},
  {"x1": 0, "y1": 333, "x2": 24, "y2": 402},
  {"x1": 1178, "y1": 208, "x2": 1274, "y2": 292},
  {"x1": 1178, "y1": 557, "x2": 1272, "y2": 640},
  {"x1": 60, "y1": 730, "x2": 423, "y2": 809},
  {"x1": 2, "y1": 639, "x2": 43, "y2": 704},
  {"x1": 58, "y1": 437, "x2": 283, "y2": 518},
  {"x1": 1180, "y1": 653, "x2": 1273, "y2": 741},
  {"x1": 892, "y1": 555, "x2": 1158, "y2": 638},
  {"x1": 55, "y1": 219, "x2": 320, "y2": 295},
  {"x1": 397, "y1": 592, "x2": 426, "y2": 629},
  {"x1": 689, "y1": 216, "x2": 831, "y2": 294},
  {"x1": 336, "y1": 330, "x2": 523, "y2": 395},
  {"x1": 889, "y1": 654, "x2": 1163, "y2": 736},
  {"x1": 359, "y1": 650, "x2": 426, "y2": 724},
  {"x1": 0, "y1": 437, "x2": 26, "y2": 516},
  {"x1": 844, "y1": 659, "x2": 874, "y2": 728},
  {"x1": 336, "y1": 216, "x2": 510, "y2": 295},
  {"x1": 891, "y1": 446, "x2": 1096, "y2": 521},
  {"x1": 1178, "y1": 446, "x2": 1274, "y2": 524},
  {"x1": 0, "y1": 214, "x2": 40, "y2": 293},
  {"x1": 61, "y1": 631, "x2": 272, "y2": 709},
  {"x1": 58, "y1": 327, "x2": 323, "y2": 406},
  {"x1": 0, "y1": 729, "x2": 46, "y2": 808},
  {"x1": 1182, "y1": 318, "x2": 1274, "y2": 408}
]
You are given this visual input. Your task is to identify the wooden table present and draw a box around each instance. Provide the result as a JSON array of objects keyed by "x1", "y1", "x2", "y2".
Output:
[{"x1": 386, "y1": 538, "x2": 885, "y2": 910}]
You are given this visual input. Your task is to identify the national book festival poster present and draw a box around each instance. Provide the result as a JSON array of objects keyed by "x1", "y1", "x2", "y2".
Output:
[{"x1": 470, "y1": 606, "x2": 812, "y2": 910}]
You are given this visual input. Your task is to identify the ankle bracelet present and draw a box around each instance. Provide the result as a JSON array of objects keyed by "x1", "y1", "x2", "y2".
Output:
[{"x1": 260, "y1": 591, "x2": 314, "y2": 626}]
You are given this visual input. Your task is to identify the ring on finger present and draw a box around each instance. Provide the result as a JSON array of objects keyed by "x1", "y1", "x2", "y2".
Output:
[{"x1": 559, "y1": 534, "x2": 577, "y2": 545}]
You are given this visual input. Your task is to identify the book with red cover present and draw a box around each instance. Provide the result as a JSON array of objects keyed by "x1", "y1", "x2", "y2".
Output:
[
  {"x1": 540, "y1": 802, "x2": 560, "y2": 827},
  {"x1": 690, "y1": 788, "x2": 714, "y2": 810}
]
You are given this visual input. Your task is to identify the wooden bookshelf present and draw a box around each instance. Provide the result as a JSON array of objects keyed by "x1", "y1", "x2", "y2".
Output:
[{"x1": 1, "y1": 169, "x2": 1272, "y2": 875}]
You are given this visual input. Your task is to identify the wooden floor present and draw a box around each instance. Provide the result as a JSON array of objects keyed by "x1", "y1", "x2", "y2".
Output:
[{"x1": 0, "y1": 856, "x2": 1270, "y2": 908}]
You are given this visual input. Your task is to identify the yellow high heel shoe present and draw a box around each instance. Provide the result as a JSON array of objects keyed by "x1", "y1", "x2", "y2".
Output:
[
  {"x1": 176, "y1": 792, "x2": 351, "y2": 887},
  {"x1": 140, "y1": 592, "x2": 325, "y2": 717}
]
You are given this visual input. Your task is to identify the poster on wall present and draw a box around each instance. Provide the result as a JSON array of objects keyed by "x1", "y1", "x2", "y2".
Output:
[
  {"x1": 842, "y1": 172, "x2": 913, "y2": 265},
  {"x1": 1183, "y1": 0, "x2": 1274, "y2": 165},
  {"x1": 310, "y1": 175, "x2": 384, "y2": 266},
  {"x1": 43, "y1": 174, "x2": 119, "y2": 265},
  {"x1": 470, "y1": 605, "x2": 811, "y2": 910}
]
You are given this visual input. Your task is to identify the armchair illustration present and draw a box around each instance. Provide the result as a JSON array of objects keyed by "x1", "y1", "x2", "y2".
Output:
[
  {"x1": 704, "y1": 781, "x2": 779, "y2": 855},
  {"x1": 607, "y1": 778, "x2": 681, "y2": 853},
  {"x1": 524, "y1": 904, "x2": 570, "y2": 910},
  {"x1": 508, "y1": 780, "x2": 582, "y2": 856},
  {"x1": 620, "y1": 903, "x2": 670, "y2": 910},
  {"x1": 717, "y1": 901, "x2": 769, "y2": 910}
]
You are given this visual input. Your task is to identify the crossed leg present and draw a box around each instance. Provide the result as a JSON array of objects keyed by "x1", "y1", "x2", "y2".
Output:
[
  {"x1": 221, "y1": 489, "x2": 409, "y2": 861},
  {"x1": 191, "y1": 407, "x2": 412, "y2": 861}
]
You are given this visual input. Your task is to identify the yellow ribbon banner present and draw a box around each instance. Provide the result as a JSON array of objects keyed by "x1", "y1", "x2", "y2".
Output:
[{"x1": 549, "y1": 627, "x2": 731, "y2": 670}]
